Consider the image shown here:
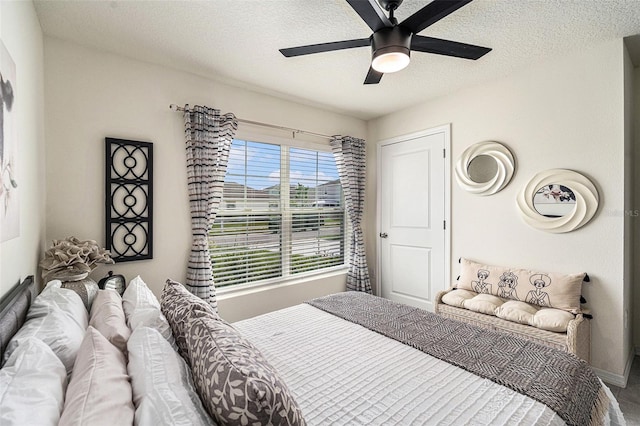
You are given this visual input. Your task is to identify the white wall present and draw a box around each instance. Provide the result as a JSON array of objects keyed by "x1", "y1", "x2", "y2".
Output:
[
  {"x1": 623, "y1": 44, "x2": 635, "y2": 369},
  {"x1": 43, "y1": 38, "x2": 365, "y2": 320},
  {"x1": 0, "y1": 1, "x2": 46, "y2": 297},
  {"x1": 634, "y1": 66, "x2": 640, "y2": 349},
  {"x1": 368, "y1": 39, "x2": 628, "y2": 380}
]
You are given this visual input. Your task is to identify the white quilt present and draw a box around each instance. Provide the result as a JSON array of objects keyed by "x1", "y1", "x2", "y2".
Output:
[{"x1": 234, "y1": 304, "x2": 625, "y2": 426}]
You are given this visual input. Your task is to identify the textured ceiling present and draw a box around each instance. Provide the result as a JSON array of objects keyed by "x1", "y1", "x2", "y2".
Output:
[{"x1": 34, "y1": 0, "x2": 640, "y2": 120}]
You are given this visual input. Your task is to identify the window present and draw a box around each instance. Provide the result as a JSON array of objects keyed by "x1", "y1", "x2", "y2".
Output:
[{"x1": 209, "y1": 138, "x2": 346, "y2": 288}]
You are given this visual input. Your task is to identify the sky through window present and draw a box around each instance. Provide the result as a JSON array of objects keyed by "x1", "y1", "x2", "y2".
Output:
[{"x1": 226, "y1": 139, "x2": 339, "y2": 190}]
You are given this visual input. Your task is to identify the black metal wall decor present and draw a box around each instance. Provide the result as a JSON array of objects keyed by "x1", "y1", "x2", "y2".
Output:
[{"x1": 105, "y1": 138, "x2": 153, "y2": 262}]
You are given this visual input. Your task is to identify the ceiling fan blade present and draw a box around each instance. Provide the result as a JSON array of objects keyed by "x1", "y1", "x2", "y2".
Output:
[
  {"x1": 364, "y1": 66, "x2": 383, "y2": 84},
  {"x1": 411, "y1": 35, "x2": 491, "y2": 59},
  {"x1": 280, "y1": 38, "x2": 370, "y2": 57},
  {"x1": 401, "y1": 0, "x2": 473, "y2": 34},
  {"x1": 346, "y1": 0, "x2": 392, "y2": 32}
]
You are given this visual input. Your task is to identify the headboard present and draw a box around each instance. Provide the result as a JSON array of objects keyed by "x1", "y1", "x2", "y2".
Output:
[{"x1": 0, "y1": 275, "x2": 37, "y2": 360}]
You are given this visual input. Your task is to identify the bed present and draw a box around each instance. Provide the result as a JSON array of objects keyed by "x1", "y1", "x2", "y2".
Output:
[{"x1": 0, "y1": 275, "x2": 627, "y2": 426}]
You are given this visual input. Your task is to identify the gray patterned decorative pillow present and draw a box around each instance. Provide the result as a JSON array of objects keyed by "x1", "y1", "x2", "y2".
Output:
[
  {"x1": 186, "y1": 315, "x2": 306, "y2": 426},
  {"x1": 161, "y1": 279, "x2": 217, "y2": 361}
]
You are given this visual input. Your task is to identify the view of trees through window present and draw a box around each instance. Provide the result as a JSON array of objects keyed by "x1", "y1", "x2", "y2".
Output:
[{"x1": 209, "y1": 139, "x2": 346, "y2": 287}]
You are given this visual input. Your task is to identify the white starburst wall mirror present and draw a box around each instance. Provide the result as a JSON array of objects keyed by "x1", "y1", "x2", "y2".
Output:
[{"x1": 455, "y1": 141, "x2": 515, "y2": 196}]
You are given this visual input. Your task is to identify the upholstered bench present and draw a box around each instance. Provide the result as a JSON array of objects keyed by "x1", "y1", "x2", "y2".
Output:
[
  {"x1": 435, "y1": 258, "x2": 591, "y2": 362},
  {"x1": 434, "y1": 289, "x2": 590, "y2": 362}
]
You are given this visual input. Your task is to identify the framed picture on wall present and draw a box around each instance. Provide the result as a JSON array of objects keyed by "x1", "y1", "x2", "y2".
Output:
[
  {"x1": 0, "y1": 39, "x2": 18, "y2": 242},
  {"x1": 105, "y1": 137, "x2": 153, "y2": 262}
]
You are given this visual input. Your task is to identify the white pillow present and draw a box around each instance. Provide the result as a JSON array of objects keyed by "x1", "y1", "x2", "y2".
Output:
[
  {"x1": 122, "y1": 275, "x2": 160, "y2": 318},
  {"x1": 122, "y1": 276, "x2": 176, "y2": 347},
  {"x1": 59, "y1": 326, "x2": 134, "y2": 426},
  {"x1": 90, "y1": 289, "x2": 131, "y2": 354},
  {"x1": 28, "y1": 280, "x2": 88, "y2": 332},
  {"x1": 127, "y1": 327, "x2": 215, "y2": 426},
  {"x1": 4, "y1": 308, "x2": 85, "y2": 374},
  {"x1": 0, "y1": 337, "x2": 68, "y2": 425},
  {"x1": 458, "y1": 258, "x2": 585, "y2": 313}
]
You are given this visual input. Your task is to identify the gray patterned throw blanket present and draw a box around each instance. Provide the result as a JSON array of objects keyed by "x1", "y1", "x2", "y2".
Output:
[{"x1": 306, "y1": 292, "x2": 609, "y2": 426}]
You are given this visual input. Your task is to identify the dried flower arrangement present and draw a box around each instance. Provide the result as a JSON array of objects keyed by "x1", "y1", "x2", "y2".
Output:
[{"x1": 40, "y1": 236, "x2": 114, "y2": 281}]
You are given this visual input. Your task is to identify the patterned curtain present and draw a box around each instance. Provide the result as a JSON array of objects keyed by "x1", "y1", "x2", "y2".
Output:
[
  {"x1": 331, "y1": 136, "x2": 371, "y2": 293},
  {"x1": 184, "y1": 105, "x2": 237, "y2": 310}
]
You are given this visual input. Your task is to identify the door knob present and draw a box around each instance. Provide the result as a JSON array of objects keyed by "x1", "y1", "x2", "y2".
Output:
[{"x1": 379, "y1": 232, "x2": 388, "y2": 238}]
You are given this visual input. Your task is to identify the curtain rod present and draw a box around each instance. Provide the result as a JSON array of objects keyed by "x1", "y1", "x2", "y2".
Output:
[{"x1": 169, "y1": 104, "x2": 333, "y2": 140}]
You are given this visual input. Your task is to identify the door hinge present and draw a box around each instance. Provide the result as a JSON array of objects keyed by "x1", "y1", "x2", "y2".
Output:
[
  {"x1": 443, "y1": 220, "x2": 446, "y2": 230},
  {"x1": 443, "y1": 148, "x2": 446, "y2": 158}
]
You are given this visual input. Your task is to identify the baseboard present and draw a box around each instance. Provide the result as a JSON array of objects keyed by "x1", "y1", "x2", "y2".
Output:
[{"x1": 592, "y1": 347, "x2": 635, "y2": 388}]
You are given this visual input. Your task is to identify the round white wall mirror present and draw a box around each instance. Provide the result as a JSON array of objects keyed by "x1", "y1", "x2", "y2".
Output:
[
  {"x1": 517, "y1": 169, "x2": 598, "y2": 233},
  {"x1": 455, "y1": 141, "x2": 514, "y2": 196}
]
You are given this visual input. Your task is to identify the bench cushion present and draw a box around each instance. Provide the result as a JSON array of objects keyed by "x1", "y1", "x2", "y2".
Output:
[
  {"x1": 441, "y1": 289, "x2": 575, "y2": 333},
  {"x1": 494, "y1": 300, "x2": 538, "y2": 324},
  {"x1": 530, "y1": 308, "x2": 575, "y2": 333},
  {"x1": 440, "y1": 289, "x2": 475, "y2": 308},
  {"x1": 463, "y1": 294, "x2": 503, "y2": 315}
]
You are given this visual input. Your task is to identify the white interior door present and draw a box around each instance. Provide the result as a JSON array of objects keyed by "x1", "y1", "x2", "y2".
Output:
[{"x1": 379, "y1": 127, "x2": 449, "y2": 311}]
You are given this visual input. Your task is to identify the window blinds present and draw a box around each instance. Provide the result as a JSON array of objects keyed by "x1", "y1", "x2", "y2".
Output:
[{"x1": 209, "y1": 139, "x2": 346, "y2": 288}]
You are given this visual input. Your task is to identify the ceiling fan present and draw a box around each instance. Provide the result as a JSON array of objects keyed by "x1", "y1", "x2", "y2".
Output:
[{"x1": 279, "y1": 0, "x2": 491, "y2": 84}]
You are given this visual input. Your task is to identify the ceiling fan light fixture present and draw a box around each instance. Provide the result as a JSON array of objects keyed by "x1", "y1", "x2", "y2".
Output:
[
  {"x1": 370, "y1": 26, "x2": 412, "y2": 74},
  {"x1": 280, "y1": 0, "x2": 491, "y2": 85},
  {"x1": 372, "y1": 48, "x2": 410, "y2": 73}
]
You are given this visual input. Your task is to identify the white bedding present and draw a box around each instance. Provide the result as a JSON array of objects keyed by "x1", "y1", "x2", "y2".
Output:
[{"x1": 234, "y1": 304, "x2": 625, "y2": 426}]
